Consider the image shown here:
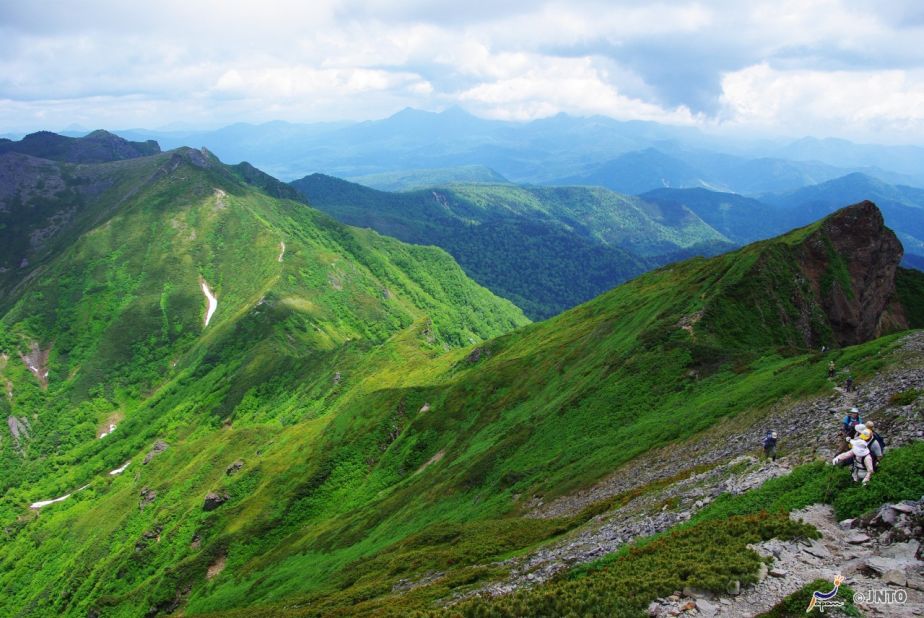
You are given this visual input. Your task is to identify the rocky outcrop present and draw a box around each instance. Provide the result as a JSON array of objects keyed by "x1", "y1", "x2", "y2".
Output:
[
  {"x1": 203, "y1": 491, "x2": 229, "y2": 511},
  {"x1": 142, "y1": 440, "x2": 168, "y2": 464},
  {"x1": 225, "y1": 460, "x2": 244, "y2": 476},
  {"x1": 20, "y1": 341, "x2": 50, "y2": 388},
  {"x1": 139, "y1": 487, "x2": 157, "y2": 510},
  {"x1": 6, "y1": 415, "x2": 31, "y2": 453},
  {"x1": 798, "y1": 201, "x2": 907, "y2": 346}
]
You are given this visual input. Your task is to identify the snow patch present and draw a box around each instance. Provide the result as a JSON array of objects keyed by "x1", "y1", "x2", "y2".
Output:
[
  {"x1": 98, "y1": 423, "x2": 117, "y2": 439},
  {"x1": 109, "y1": 461, "x2": 131, "y2": 476},
  {"x1": 200, "y1": 278, "x2": 218, "y2": 327},
  {"x1": 30, "y1": 484, "x2": 90, "y2": 510}
]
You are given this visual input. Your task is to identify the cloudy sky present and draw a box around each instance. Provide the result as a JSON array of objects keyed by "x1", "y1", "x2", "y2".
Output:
[{"x1": 2, "y1": 0, "x2": 924, "y2": 142}]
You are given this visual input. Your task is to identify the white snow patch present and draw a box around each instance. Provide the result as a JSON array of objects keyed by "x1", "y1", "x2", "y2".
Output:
[
  {"x1": 98, "y1": 423, "x2": 117, "y2": 439},
  {"x1": 200, "y1": 279, "x2": 218, "y2": 327},
  {"x1": 30, "y1": 484, "x2": 90, "y2": 510},
  {"x1": 109, "y1": 461, "x2": 131, "y2": 476}
]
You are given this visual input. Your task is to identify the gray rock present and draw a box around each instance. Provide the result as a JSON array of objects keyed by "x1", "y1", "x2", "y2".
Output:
[
  {"x1": 891, "y1": 502, "x2": 915, "y2": 514},
  {"x1": 139, "y1": 486, "x2": 157, "y2": 509},
  {"x1": 846, "y1": 532, "x2": 871, "y2": 544},
  {"x1": 769, "y1": 568, "x2": 787, "y2": 578},
  {"x1": 143, "y1": 440, "x2": 168, "y2": 465},
  {"x1": 203, "y1": 491, "x2": 229, "y2": 511},
  {"x1": 838, "y1": 518, "x2": 857, "y2": 529},
  {"x1": 647, "y1": 601, "x2": 661, "y2": 617},
  {"x1": 727, "y1": 579, "x2": 741, "y2": 595},
  {"x1": 803, "y1": 540, "x2": 832, "y2": 558},
  {"x1": 696, "y1": 598, "x2": 717, "y2": 618},
  {"x1": 883, "y1": 570, "x2": 907, "y2": 587},
  {"x1": 865, "y1": 556, "x2": 903, "y2": 575},
  {"x1": 225, "y1": 459, "x2": 244, "y2": 476}
]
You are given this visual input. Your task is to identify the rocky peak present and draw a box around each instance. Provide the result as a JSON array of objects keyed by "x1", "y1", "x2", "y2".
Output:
[{"x1": 798, "y1": 200, "x2": 906, "y2": 346}]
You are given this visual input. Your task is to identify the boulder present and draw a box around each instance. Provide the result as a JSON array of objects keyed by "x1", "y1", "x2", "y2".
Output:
[
  {"x1": 225, "y1": 460, "x2": 244, "y2": 476},
  {"x1": 203, "y1": 491, "x2": 229, "y2": 511},
  {"x1": 846, "y1": 532, "x2": 871, "y2": 544},
  {"x1": 769, "y1": 568, "x2": 787, "y2": 578},
  {"x1": 139, "y1": 487, "x2": 157, "y2": 509},
  {"x1": 696, "y1": 598, "x2": 717, "y2": 618},
  {"x1": 803, "y1": 540, "x2": 832, "y2": 558},
  {"x1": 143, "y1": 440, "x2": 168, "y2": 465},
  {"x1": 883, "y1": 570, "x2": 907, "y2": 587}
]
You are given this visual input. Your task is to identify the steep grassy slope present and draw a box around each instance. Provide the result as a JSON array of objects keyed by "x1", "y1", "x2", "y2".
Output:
[
  {"x1": 291, "y1": 175, "x2": 732, "y2": 318},
  {"x1": 0, "y1": 147, "x2": 529, "y2": 618},
  {"x1": 1, "y1": 180, "x2": 920, "y2": 617}
]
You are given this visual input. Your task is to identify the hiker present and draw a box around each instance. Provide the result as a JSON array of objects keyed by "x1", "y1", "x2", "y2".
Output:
[
  {"x1": 842, "y1": 408, "x2": 862, "y2": 438},
  {"x1": 763, "y1": 430, "x2": 778, "y2": 461},
  {"x1": 864, "y1": 421, "x2": 885, "y2": 469},
  {"x1": 845, "y1": 374, "x2": 854, "y2": 393},
  {"x1": 831, "y1": 429, "x2": 875, "y2": 484},
  {"x1": 828, "y1": 360, "x2": 836, "y2": 379}
]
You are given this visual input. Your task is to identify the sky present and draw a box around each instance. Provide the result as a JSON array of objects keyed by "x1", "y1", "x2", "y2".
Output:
[{"x1": 2, "y1": 0, "x2": 924, "y2": 142}]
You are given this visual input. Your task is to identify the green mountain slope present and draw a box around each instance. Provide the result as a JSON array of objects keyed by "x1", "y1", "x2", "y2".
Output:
[
  {"x1": 290, "y1": 175, "x2": 732, "y2": 319},
  {"x1": 1, "y1": 165, "x2": 920, "y2": 618}
]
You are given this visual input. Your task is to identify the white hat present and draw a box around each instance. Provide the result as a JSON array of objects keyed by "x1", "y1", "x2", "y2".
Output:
[{"x1": 850, "y1": 407, "x2": 859, "y2": 414}]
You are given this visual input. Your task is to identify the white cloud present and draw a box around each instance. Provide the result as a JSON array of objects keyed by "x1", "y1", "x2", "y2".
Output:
[
  {"x1": 457, "y1": 55, "x2": 697, "y2": 124},
  {"x1": 719, "y1": 63, "x2": 924, "y2": 140},
  {"x1": 1, "y1": 0, "x2": 924, "y2": 141}
]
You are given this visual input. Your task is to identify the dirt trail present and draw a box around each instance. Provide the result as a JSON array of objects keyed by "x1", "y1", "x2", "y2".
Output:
[
  {"x1": 278, "y1": 240, "x2": 286, "y2": 262},
  {"x1": 451, "y1": 332, "x2": 924, "y2": 604},
  {"x1": 200, "y1": 278, "x2": 218, "y2": 327},
  {"x1": 648, "y1": 503, "x2": 924, "y2": 617}
]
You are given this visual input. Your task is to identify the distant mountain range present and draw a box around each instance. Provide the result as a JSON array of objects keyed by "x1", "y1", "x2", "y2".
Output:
[
  {"x1": 291, "y1": 174, "x2": 735, "y2": 318},
  {"x1": 294, "y1": 170, "x2": 924, "y2": 319},
  {"x1": 42, "y1": 107, "x2": 924, "y2": 192}
]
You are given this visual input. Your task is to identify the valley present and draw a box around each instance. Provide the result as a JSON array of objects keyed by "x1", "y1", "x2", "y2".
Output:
[{"x1": 0, "y1": 132, "x2": 922, "y2": 618}]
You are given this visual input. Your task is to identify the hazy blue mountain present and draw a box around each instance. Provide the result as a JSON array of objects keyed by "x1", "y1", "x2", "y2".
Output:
[
  {"x1": 777, "y1": 136, "x2": 924, "y2": 177},
  {"x1": 556, "y1": 148, "x2": 710, "y2": 194},
  {"x1": 764, "y1": 172, "x2": 924, "y2": 267},
  {"x1": 0, "y1": 130, "x2": 160, "y2": 163},
  {"x1": 104, "y1": 110, "x2": 924, "y2": 192},
  {"x1": 347, "y1": 164, "x2": 511, "y2": 191},
  {"x1": 640, "y1": 188, "x2": 789, "y2": 243}
]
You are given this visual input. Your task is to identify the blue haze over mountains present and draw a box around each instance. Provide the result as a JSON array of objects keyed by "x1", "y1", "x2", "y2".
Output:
[{"x1": 10, "y1": 106, "x2": 924, "y2": 316}]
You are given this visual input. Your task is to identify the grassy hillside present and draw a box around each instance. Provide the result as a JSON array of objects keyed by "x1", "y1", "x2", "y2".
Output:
[
  {"x1": 1, "y1": 166, "x2": 920, "y2": 617},
  {"x1": 291, "y1": 175, "x2": 733, "y2": 318}
]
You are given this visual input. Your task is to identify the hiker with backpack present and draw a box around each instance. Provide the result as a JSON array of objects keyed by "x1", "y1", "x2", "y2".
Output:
[
  {"x1": 831, "y1": 427, "x2": 876, "y2": 485},
  {"x1": 828, "y1": 360, "x2": 836, "y2": 379},
  {"x1": 763, "y1": 430, "x2": 778, "y2": 461},
  {"x1": 864, "y1": 421, "x2": 885, "y2": 469},
  {"x1": 842, "y1": 408, "x2": 862, "y2": 438}
]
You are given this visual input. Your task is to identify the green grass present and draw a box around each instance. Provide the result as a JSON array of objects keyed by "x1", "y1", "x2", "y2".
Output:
[{"x1": 1, "y1": 152, "x2": 921, "y2": 617}]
